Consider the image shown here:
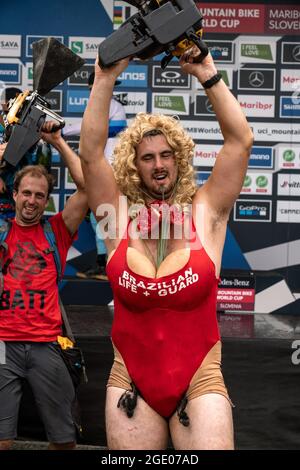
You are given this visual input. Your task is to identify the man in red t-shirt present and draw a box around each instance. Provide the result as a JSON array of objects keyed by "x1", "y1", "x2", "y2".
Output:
[{"x1": 0, "y1": 124, "x2": 88, "y2": 450}]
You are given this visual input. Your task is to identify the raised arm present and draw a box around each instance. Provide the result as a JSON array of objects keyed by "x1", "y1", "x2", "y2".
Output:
[
  {"x1": 41, "y1": 122, "x2": 88, "y2": 235},
  {"x1": 180, "y1": 50, "x2": 254, "y2": 217},
  {"x1": 79, "y1": 58, "x2": 129, "y2": 216}
]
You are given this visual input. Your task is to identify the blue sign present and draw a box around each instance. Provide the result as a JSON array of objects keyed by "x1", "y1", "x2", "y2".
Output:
[
  {"x1": 196, "y1": 171, "x2": 210, "y2": 187},
  {"x1": 26, "y1": 35, "x2": 64, "y2": 57},
  {"x1": 248, "y1": 147, "x2": 273, "y2": 169},
  {"x1": 0, "y1": 63, "x2": 21, "y2": 84},
  {"x1": 118, "y1": 65, "x2": 148, "y2": 88},
  {"x1": 67, "y1": 89, "x2": 89, "y2": 113},
  {"x1": 280, "y1": 96, "x2": 300, "y2": 118}
]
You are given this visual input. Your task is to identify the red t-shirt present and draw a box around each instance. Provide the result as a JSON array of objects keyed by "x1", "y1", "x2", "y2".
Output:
[{"x1": 0, "y1": 213, "x2": 76, "y2": 341}]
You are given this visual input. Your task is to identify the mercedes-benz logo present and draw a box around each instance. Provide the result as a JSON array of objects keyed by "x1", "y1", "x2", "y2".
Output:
[
  {"x1": 292, "y1": 45, "x2": 300, "y2": 62},
  {"x1": 249, "y1": 71, "x2": 265, "y2": 88},
  {"x1": 205, "y1": 99, "x2": 214, "y2": 113}
]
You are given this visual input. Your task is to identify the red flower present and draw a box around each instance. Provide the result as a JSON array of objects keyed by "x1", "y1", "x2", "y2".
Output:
[{"x1": 136, "y1": 201, "x2": 184, "y2": 237}]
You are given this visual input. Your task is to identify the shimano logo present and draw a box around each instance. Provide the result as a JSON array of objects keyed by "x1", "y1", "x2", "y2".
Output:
[{"x1": 0, "y1": 70, "x2": 17, "y2": 76}]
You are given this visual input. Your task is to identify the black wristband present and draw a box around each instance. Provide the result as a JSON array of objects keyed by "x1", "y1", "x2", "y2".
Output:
[{"x1": 202, "y1": 72, "x2": 222, "y2": 89}]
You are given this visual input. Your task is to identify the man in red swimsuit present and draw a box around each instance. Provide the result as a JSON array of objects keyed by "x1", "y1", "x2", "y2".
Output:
[{"x1": 79, "y1": 47, "x2": 253, "y2": 449}]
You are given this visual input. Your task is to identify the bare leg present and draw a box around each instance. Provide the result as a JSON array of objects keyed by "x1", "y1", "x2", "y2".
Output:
[
  {"x1": 106, "y1": 386, "x2": 169, "y2": 450},
  {"x1": 170, "y1": 393, "x2": 234, "y2": 450},
  {"x1": 0, "y1": 440, "x2": 13, "y2": 450}
]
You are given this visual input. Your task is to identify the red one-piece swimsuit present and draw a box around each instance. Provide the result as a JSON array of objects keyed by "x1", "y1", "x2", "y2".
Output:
[{"x1": 106, "y1": 218, "x2": 220, "y2": 418}]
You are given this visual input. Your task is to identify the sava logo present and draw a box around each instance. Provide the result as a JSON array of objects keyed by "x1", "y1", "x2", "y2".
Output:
[
  {"x1": 0, "y1": 35, "x2": 21, "y2": 57},
  {"x1": 0, "y1": 41, "x2": 18, "y2": 49}
]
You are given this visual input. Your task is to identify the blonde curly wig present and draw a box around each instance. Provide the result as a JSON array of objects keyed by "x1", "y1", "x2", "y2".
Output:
[{"x1": 112, "y1": 113, "x2": 197, "y2": 206}]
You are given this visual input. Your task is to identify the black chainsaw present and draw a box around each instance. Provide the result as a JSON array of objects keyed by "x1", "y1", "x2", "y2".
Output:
[
  {"x1": 98, "y1": 0, "x2": 208, "y2": 70},
  {"x1": 1, "y1": 37, "x2": 84, "y2": 167}
]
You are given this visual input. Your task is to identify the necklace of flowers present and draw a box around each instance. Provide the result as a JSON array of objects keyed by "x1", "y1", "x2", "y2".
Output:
[{"x1": 134, "y1": 181, "x2": 182, "y2": 268}]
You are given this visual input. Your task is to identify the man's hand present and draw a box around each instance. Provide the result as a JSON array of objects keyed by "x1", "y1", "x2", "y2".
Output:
[
  {"x1": 179, "y1": 47, "x2": 218, "y2": 84},
  {"x1": 40, "y1": 120, "x2": 63, "y2": 147},
  {"x1": 94, "y1": 56, "x2": 129, "y2": 86}
]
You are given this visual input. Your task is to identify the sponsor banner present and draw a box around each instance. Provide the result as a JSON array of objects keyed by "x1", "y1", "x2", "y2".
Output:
[
  {"x1": 277, "y1": 145, "x2": 300, "y2": 169},
  {"x1": 0, "y1": 59, "x2": 22, "y2": 85},
  {"x1": 281, "y1": 42, "x2": 300, "y2": 64},
  {"x1": 238, "y1": 68, "x2": 275, "y2": 91},
  {"x1": 114, "y1": 91, "x2": 147, "y2": 114},
  {"x1": 277, "y1": 174, "x2": 300, "y2": 196},
  {"x1": 182, "y1": 121, "x2": 222, "y2": 140},
  {"x1": 265, "y1": 5, "x2": 300, "y2": 35},
  {"x1": 65, "y1": 141, "x2": 79, "y2": 153},
  {"x1": 194, "y1": 95, "x2": 215, "y2": 116},
  {"x1": 51, "y1": 167, "x2": 61, "y2": 190},
  {"x1": 44, "y1": 194, "x2": 59, "y2": 216},
  {"x1": 280, "y1": 96, "x2": 300, "y2": 119},
  {"x1": 50, "y1": 147, "x2": 61, "y2": 164},
  {"x1": 26, "y1": 35, "x2": 63, "y2": 58},
  {"x1": 152, "y1": 66, "x2": 190, "y2": 89},
  {"x1": 67, "y1": 89, "x2": 89, "y2": 113},
  {"x1": 198, "y1": 3, "x2": 264, "y2": 34},
  {"x1": 238, "y1": 94, "x2": 275, "y2": 118},
  {"x1": 241, "y1": 172, "x2": 273, "y2": 195},
  {"x1": 68, "y1": 64, "x2": 94, "y2": 86},
  {"x1": 193, "y1": 144, "x2": 221, "y2": 167},
  {"x1": 218, "y1": 313, "x2": 254, "y2": 338},
  {"x1": 276, "y1": 200, "x2": 300, "y2": 223},
  {"x1": 195, "y1": 68, "x2": 233, "y2": 89},
  {"x1": 24, "y1": 62, "x2": 33, "y2": 87},
  {"x1": 217, "y1": 272, "x2": 255, "y2": 311},
  {"x1": 152, "y1": 93, "x2": 190, "y2": 115},
  {"x1": 249, "y1": 147, "x2": 273, "y2": 169},
  {"x1": 68, "y1": 37, "x2": 105, "y2": 59},
  {"x1": 117, "y1": 65, "x2": 148, "y2": 88},
  {"x1": 205, "y1": 40, "x2": 234, "y2": 63},
  {"x1": 181, "y1": 121, "x2": 300, "y2": 143},
  {"x1": 0, "y1": 35, "x2": 21, "y2": 57},
  {"x1": 234, "y1": 199, "x2": 272, "y2": 222},
  {"x1": 280, "y1": 69, "x2": 300, "y2": 92},
  {"x1": 63, "y1": 117, "x2": 82, "y2": 134},
  {"x1": 44, "y1": 90, "x2": 62, "y2": 113},
  {"x1": 237, "y1": 37, "x2": 277, "y2": 63},
  {"x1": 65, "y1": 169, "x2": 76, "y2": 190},
  {"x1": 251, "y1": 122, "x2": 300, "y2": 143},
  {"x1": 195, "y1": 171, "x2": 210, "y2": 187},
  {"x1": 113, "y1": 1, "x2": 137, "y2": 29}
]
